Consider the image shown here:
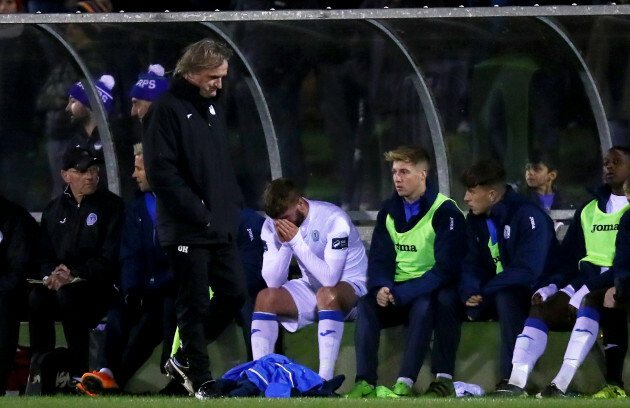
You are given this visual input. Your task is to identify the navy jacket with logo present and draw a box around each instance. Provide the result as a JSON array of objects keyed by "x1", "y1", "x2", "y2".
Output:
[
  {"x1": 460, "y1": 186, "x2": 559, "y2": 303},
  {"x1": 143, "y1": 77, "x2": 243, "y2": 247},
  {"x1": 39, "y1": 187, "x2": 124, "y2": 285},
  {"x1": 367, "y1": 186, "x2": 466, "y2": 307}
]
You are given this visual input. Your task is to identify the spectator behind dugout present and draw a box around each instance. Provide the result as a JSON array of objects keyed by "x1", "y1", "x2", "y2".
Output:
[
  {"x1": 65, "y1": 74, "x2": 115, "y2": 190},
  {"x1": 129, "y1": 64, "x2": 169, "y2": 121},
  {"x1": 0, "y1": 196, "x2": 38, "y2": 396},
  {"x1": 78, "y1": 143, "x2": 175, "y2": 396},
  {"x1": 0, "y1": 0, "x2": 21, "y2": 13},
  {"x1": 29, "y1": 145, "x2": 124, "y2": 384},
  {"x1": 524, "y1": 149, "x2": 574, "y2": 211},
  {"x1": 35, "y1": 23, "x2": 107, "y2": 196}
]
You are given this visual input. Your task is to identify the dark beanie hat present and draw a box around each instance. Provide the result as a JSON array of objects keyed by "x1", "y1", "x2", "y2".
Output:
[
  {"x1": 129, "y1": 64, "x2": 169, "y2": 102},
  {"x1": 68, "y1": 74, "x2": 116, "y2": 115}
]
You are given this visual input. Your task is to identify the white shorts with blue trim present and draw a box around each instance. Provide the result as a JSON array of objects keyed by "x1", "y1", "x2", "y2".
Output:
[{"x1": 279, "y1": 278, "x2": 367, "y2": 333}]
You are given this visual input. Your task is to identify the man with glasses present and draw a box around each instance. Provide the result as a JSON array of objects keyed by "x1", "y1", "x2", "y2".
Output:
[{"x1": 29, "y1": 146, "x2": 124, "y2": 387}]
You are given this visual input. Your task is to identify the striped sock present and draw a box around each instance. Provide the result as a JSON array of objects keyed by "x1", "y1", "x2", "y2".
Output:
[
  {"x1": 318, "y1": 310, "x2": 345, "y2": 380},
  {"x1": 510, "y1": 318, "x2": 548, "y2": 388},
  {"x1": 251, "y1": 312, "x2": 278, "y2": 361},
  {"x1": 552, "y1": 307, "x2": 600, "y2": 393}
]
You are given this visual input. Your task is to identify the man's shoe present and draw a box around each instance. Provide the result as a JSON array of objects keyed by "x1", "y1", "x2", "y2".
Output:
[
  {"x1": 593, "y1": 384, "x2": 626, "y2": 399},
  {"x1": 76, "y1": 382, "x2": 98, "y2": 397},
  {"x1": 159, "y1": 378, "x2": 190, "y2": 396},
  {"x1": 344, "y1": 380, "x2": 375, "y2": 398},
  {"x1": 392, "y1": 381, "x2": 411, "y2": 396},
  {"x1": 81, "y1": 371, "x2": 119, "y2": 394},
  {"x1": 424, "y1": 377, "x2": 455, "y2": 397},
  {"x1": 194, "y1": 380, "x2": 221, "y2": 400},
  {"x1": 537, "y1": 383, "x2": 566, "y2": 398},
  {"x1": 164, "y1": 357, "x2": 194, "y2": 396},
  {"x1": 490, "y1": 382, "x2": 527, "y2": 397},
  {"x1": 375, "y1": 385, "x2": 401, "y2": 398}
]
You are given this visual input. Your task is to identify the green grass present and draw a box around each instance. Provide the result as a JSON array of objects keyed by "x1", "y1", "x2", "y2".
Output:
[{"x1": 3, "y1": 396, "x2": 630, "y2": 408}]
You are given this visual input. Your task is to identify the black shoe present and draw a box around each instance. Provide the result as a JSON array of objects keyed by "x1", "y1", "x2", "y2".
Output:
[
  {"x1": 164, "y1": 357, "x2": 194, "y2": 396},
  {"x1": 537, "y1": 383, "x2": 566, "y2": 398},
  {"x1": 490, "y1": 382, "x2": 527, "y2": 397},
  {"x1": 423, "y1": 378, "x2": 455, "y2": 397},
  {"x1": 194, "y1": 380, "x2": 221, "y2": 400},
  {"x1": 158, "y1": 378, "x2": 190, "y2": 396}
]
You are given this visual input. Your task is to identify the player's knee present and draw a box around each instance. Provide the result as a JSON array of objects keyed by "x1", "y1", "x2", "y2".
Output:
[
  {"x1": 316, "y1": 286, "x2": 339, "y2": 310},
  {"x1": 582, "y1": 291, "x2": 600, "y2": 308},
  {"x1": 254, "y1": 288, "x2": 282, "y2": 312}
]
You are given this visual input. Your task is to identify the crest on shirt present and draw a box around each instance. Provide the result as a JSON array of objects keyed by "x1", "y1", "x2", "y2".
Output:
[
  {"x1": 504, "y1": 225, "x2": 511, "y2": 239},
  {"x1": 312, "y1": 230, "x2": 320, "y2": 242},
  {"x1": 332, "y1": 237, "x2": 348, "y2": 250},
  {"x1": 86, "y1": 213, "x2": 98, "y2": 226}
]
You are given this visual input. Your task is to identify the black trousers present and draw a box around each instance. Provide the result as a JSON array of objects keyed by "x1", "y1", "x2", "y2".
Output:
[
  {"x1": 355, "y1": 292, "x2": 435, "y2": 385},
  {"x1": 168, "y1": 243, "x2": 246, "y2": 387},
  {"x1": 0, "y1": 289, "x2": 22, "y2": 394},
  {"x1": 28, "y1": 282, "x2": 113, "y2": 377},
  {"x1": 97, "y1": 291, "x2": 176, "y2": 388},
  {"x1": 430, "y1": 285, "x2": 463, "y2": 377},
  {"x1": 467, "y1": 287, "x2": 531, "y2": 379}
]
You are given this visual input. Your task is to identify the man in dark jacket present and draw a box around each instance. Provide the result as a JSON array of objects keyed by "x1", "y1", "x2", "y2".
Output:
[
  {"x1": 495, "y1": 146, "x2": 630, "y2": 397},
  {"x1": 29, "y1": 145, "x2": 123, "y2": 383},
  {"x1": 142, "y1": 39, "x2": 247, "y2": 400},
  {"x1": 79, "y1": 143, "x2": 175, "y2": 396},
  {"x1": 346, "y1": 145, "x2": 466, "y2": 398},
  {"x1": 0, "y1": 196, "x2": 38, "y2": 396},
  {"x1": 458, "y1": 159, "x2": 558, "y2": 391}
]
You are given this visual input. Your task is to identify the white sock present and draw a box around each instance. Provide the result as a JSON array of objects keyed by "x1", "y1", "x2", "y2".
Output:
[
  {"x1": 396, "y1": 377, "x2": 414, "y2": 388},
  {"x1": 509, "y1": 318, "x2": 548, "y2": 388},
  {"x1": 99, "y1": 368, "x2": 114, "y2": 379},
  {"x1": 317, "y1": 310, "x2": 345, "y2": 380},
  {"x1": 552, "y1": 307, "x2": 600, "y2": 393},
  {"x1": 251, "y1": 312, "x2": 278, "y2": 361}
]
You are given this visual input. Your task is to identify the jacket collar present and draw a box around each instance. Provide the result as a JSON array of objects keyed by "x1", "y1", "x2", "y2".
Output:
[
  {"x1": 384, "y1": 184, "x2": 438, "y2": 229},
  {"x1": 487, "y1": 185, "x2": 525, "y2": 224},
  {"x1": 170, "y1": 76, "x2": 214, "y2": 107}
]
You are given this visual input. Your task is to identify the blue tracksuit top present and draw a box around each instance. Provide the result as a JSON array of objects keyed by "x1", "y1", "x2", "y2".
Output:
[
  {"x1": 459, "y1": 186, "x2": 559, "y2": 303},
  {"x1": 367, "y1": 186, "x2": 467, "y2": 307},
  {"x1": 222, "y1": 353, "x2": 323, "y2": 394},
  {"x1": 119, "y1": 192, "x2": 171, "y2": 296}
]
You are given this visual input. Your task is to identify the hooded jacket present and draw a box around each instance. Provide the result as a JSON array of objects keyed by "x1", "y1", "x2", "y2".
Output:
[
  {"x1": 460, "y1": 186, "x2": 559, "y2": 303},
  {"x1": 142, "y1": 76, "x2": 243, "y2": 246},
  {"x1": 367, "y1": 186, "x2": 466, "y2": 307}
]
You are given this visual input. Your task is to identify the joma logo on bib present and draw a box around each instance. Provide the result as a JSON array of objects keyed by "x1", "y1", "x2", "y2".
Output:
[
  {"x1": 590, "y1": 223, "x2": 619, "y2": 233},
  {"x1": 395, "y1": 244, "x2": 417, "y2": 252}
]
